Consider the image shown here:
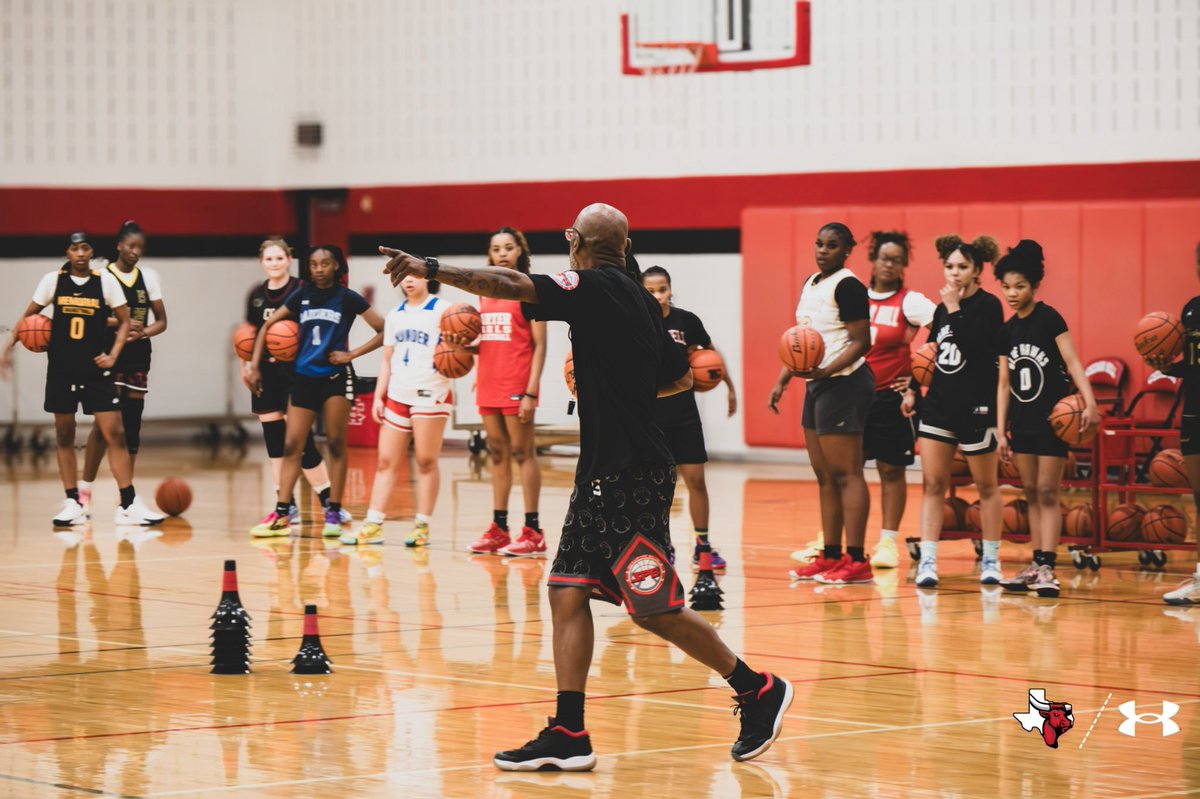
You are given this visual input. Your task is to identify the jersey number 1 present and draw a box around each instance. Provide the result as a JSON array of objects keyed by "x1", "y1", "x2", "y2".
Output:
[{"x1": 311, "y1": 326, "x2": 322, "y2": 347}]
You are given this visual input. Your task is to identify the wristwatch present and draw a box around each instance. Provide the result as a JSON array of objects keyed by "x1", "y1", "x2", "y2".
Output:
[{"x1": 424, "y1": 256, "x2": 440, "y2": 280}]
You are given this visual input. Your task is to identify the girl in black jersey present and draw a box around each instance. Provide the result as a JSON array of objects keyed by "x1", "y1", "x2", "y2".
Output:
[
  {"x1": 241, "y1": 239, "x2": 345, "y2": 531},
  {"x1": 79, "y1": 221, "x2": 168, "y2": 520},
  {"x1": 642, "y1": 266, "x2": 738, "y2": 572},
  {"x1": 1158, "y1": 242, "x2": 1200, "y2": 606},
  {"x1": 904, "y1": 234, "x2": 1003, "y2": 589},
  {"x1": 993, "y1": 240, "x2": 1100, "y2": 598}
]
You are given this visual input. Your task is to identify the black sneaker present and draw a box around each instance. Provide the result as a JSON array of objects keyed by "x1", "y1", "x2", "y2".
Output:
[
  {"x1": 730, "y1": 672, "x2": 793, "y2": 762},
  {"x1": 493, "y1": 718, "x2": 597, "y2": 772}
]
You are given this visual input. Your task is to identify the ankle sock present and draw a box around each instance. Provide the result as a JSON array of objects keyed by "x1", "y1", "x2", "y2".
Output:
[
  {"x1": 823, "y1": 545, "x2": 843, "y2": 561},
  {"x1": 119, "y1": 485, "x2": 135, "y2": 509},
  {"x1": 366, "y1": 508, "x2": 385, "y2": 525},
  {"x1": 328, "y1": 501, "x2": 342, "y2": 515},
  {"x1": 524, "y1": 511, "x2": 539, "y2": 531},
  {"x1": 555, "y1": 691, "x2": 586, "y2": 732},
  {"x1": 66, "y1": 487, "x2": 80, "y2": 502},
  {"x1": 919, "y1": 540, "x2": 939, "y2": 560},
  {"x1": 275, "y1": 501, "x2": 291, "y2": 517},
  {"x1": 1042, "y1": 551, "x2": 1057, "y2": 568},
  {"x1": 982, "y1": 539, "x2": 1000, "y2": 560},
  {"x1": 880, "y1": 529, "x2": 897, "y2": 541},
  {"x1": 847, "y1": 546, "x2": 866, "y2": 563},
  {"x1": 724, "y1": 658, "x2": 767, "y2": 696},
  {"x1": 317, "y1": 485, "x2": 331, "y2": 506},
  {"x1": 1033, "y1": 550, "x2": 1046, "y2": 566},
  {"x1": 494, "y1": 510, "x2": 509, "y2": 531}
]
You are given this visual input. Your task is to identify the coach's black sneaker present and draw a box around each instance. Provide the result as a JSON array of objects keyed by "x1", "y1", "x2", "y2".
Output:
[
  {"x1": 730, "y1": 672, "x2": 793, "y2": 762},
  {"x1": 493, "y1": 718, "x2": 596, "y2": 772}
]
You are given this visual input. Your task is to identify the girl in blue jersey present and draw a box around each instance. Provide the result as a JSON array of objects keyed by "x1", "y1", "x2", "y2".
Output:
[{"x1": 248, "y1": 245, "x2": 384, "y2": 537}]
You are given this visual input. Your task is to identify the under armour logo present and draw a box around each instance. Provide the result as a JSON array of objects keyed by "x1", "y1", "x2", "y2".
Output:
[{"x1": 1118, "y1": 700, "x2": 1180, "y2": 737}]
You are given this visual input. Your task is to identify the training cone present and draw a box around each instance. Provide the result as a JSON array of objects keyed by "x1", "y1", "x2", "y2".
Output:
[
  {"x1": 689, "y1": 542, "x2": 724, "y2": 611},
  {"x1": 290, "y1": 604, "x2": 333, "y2": 674},
  {"x1": 210, "y1": 560, "x2": 252, "y2": 675}
]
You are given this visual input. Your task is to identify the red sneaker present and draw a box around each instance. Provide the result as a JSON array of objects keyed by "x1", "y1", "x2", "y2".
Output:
[
  {"x1": 469, "y1": 523, "x2": 511, "y2": 554},
  {"x1": 814, "y1": 556, "x2": 874, "y2": 585},
  {"x1": 788, "y1": 556, "x2": 841, "y2": 581},
  {"x1": 502, "y1": 527, "x2": 547, "y2": 558}
]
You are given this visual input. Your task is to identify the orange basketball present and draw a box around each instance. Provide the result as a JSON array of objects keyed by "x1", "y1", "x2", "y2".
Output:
[
  {"x1": 265, "y1": 320, "x2": 300, "y2": 362},
  {"x1": 1049, "y1": 393, "x2": 1094, "y2": 445},
  {"x1": 964, "y1": 500, "x2": 982, "y2": 532},
  {"x1": 155, "y1": 478, "x2": 192, "y2": 517},
  {"x1": 999, "y1": 457, "x2": 1020, "y2": 480},
  {"x1": 16, "y1": 313, "x2": 51, "y2": 353},
  {"x1": 943, "y1": 497, "x2": 968, "y2": 530},
  {"x1": 1064, "y1": 503, "x2": 1093, "y2": 538},
  {"x1": 232, "y1": 322, "x2": 257, "y2": 361},
  {"x1": 689, "y1": 349, "x2": 725, "y2": 392},
  {"x1": 440, "y1": 303, "x2": 482, "y2": 340},
  {"x1": 1133, "y1": 311, "x2": 1184, "y2": 363},
  {"x1": 778, "y1": 326, "x2": 825, "y2": 373},
  {"x1": 951, "y1": 449, "x2": 970, "y2": 478},
  {"x1": 911, "y1": 342, "x2": 937, "y2": 388},
  {"x1": 564, "y1": 351, "x2": 576, "y2": 396},
  {"x1": 1142, "y1": 504, "x2": 1189, "y2": 545},
  {"x1": 433, "y1": 341, "x2": 474, "y2": 378},
  {"x1": 1149, "y1": 448, "x2": 1190, "y2": 488},
  {"x1": 1003, "y1": 499, "x2": 1030, "y2": 535},
  {"x1": 1106, "y1": 502, "x2": 1147, "y2": 542}
]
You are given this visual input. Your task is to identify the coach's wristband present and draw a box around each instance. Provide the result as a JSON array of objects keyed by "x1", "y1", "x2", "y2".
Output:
[{"x1": 424, "y1": 256, "x2": 440, "y2": 280}]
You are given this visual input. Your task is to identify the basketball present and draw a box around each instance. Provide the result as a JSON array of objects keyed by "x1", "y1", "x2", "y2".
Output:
[
  {"x1": 778, "y1": 325, "x2": 824, "y2": 373},
  {"x1": 440, "y1": 303, "x2": 482, "y2": 340},
  {"x1": 1003, "y1": 498, "x2": 1029, "y2": 535},
  {"x1": 689, "y1": 348, "x2": 725, "y2": 392},
  {"x1": 1142, "y1": 504, "x2": 1189, "y2": 545},
  {"x1": 1106, "y1": 502, "x2": 1147, "y2": 542},
  {"x1": 15, "y1": 314, "x2": 51, "y2": 353},
  {"x1": 1049, "y1": 393, "x2": 1095, "y2": 445},
  {"x1": 999, "y1": 457, "x2": 1019, "y2": 480},
  {"x1": 265, "y1": 320, "x2": 300, "y2": 362},
  {"x1": 564, "y1": 351, "x2": 576, "y2": 396},
  {"x1": 1133, "y1": 311, "x2": 1184, "y2": 363},
  {"x1": 155, "y1": 478, "x2": 192, "y2": 517},
  {"x1": 433, "y1": 341, "x2": 474, "y2": 378},
  {"x1": 911, "y1": 342, "x2": 937, "y2": 388},
  {"x1": 1064, "y1": 503, "x2": 1093, "y2": 538},
  {"x1": 964, "y1": 500, "x2": 982, "y2": 532},
  {"x1": 232, "y1": 322, "x2": 257, "y2": 361},
  {"x1": 943, "y1": 496, "x2": 968, "y2": 530},
  {"x1": 951, "y1": 449, "x2": 970, "y2": 478},
  {"x1": 1148, "y1": 448, "x2": 1189, "y2": 488}
]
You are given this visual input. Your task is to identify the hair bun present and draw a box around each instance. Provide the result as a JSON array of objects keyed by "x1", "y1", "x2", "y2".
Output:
[
  {"x1": 934, "y1": 234, "x2": 963, "y2": 260},
  {"x1": 1008, "y1": 239, "x2": 1044, "y2": 263}
]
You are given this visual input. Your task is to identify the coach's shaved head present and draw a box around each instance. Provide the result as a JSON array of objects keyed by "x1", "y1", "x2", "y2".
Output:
[{"x1": 570, "y1": 203, "x2": 631, "y2": 271}]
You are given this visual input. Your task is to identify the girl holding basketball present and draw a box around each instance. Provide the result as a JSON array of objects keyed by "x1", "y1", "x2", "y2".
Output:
[
  {"x1": 862, "y1": 231, "x2": 936, "y2": 569},
  {"x1": 466, "y1": 227, "x2": 550, "y2": 557},
  {"x1": 770, "y1": 222, "x2": 875, "y2": 585},
  {"x1": 994, "y1": 241, "x2": 1100, "y2": 598},
  {"x1": 241, "y1": 238, "x2": 346, "y2": 531},
  {"x1": 343, "y1": 272, "x2": 450, "y2": 548},
  {"x1": 1155, "y1": 243, "x2": 1200, "y2": 605},
  {"x1": 248, "y1": 245, "x2": 384, "y2": 538},
  {"x1": 902, "y1": 235, "x2": 1004, "y2": 589},
  {"x1": 642, "y1": 265, "x2": 737, "y2": 571}
]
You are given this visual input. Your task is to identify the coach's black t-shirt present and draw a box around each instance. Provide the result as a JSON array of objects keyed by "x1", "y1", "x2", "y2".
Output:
[
  {"x1": 655, "y1": 306, "x2": 712, "y2": 429},
  {"x1": 522, "y1": 267, "x2": 689, "y2": 485},
  {"x1": 1171, "y1": 295, "x2": 1200, "y2": 414},
  {"x1": 926, "y1": 289, "x2": 1004, "y2": 425},
  {"x1": 999, "y1": 302, "x2": 1072, "y2": 433}
]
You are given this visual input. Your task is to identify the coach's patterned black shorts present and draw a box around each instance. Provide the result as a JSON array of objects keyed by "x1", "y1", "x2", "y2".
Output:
[{"x1": 548, "y1": 463, "x2": 685, "y2": 617}]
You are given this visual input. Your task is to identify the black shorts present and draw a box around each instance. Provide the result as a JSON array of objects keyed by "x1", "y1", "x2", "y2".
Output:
[
  {"x1": 1181, "y1": 413, "x2": 1199, "y2": 457},
  {"x1": 113, "y1": 361, "x2": 150, "y2": 393},
  {"x1": 1009, "y1": 429, "x2": 1069, "y2": 458},
  {"x1": 44, "y1": 364, "x2": 120, "y2": 415},
  {"x1": 662, "y1": 422, "x2": 708, "y2": 465},
  {"x1": 917, "y1": 401, "x2": 997, "y2": 454},
  {"x1": 548, "y1": 464, "x2": 686, "y2": 618},
  {"x1": 863, "y1": 389, "x2": 916, "y2": 466},
  {"x1": 253, "y1": 361, "x2": 294, "y2": 415},
  {"x1": 290, "y1": 367, "x2": 356, "y2": 411},
  {"x1": 801, "y1": 363, "x2": 875, "y2": 435}
]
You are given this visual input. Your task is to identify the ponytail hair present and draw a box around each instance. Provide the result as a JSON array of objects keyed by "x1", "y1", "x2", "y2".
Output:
[{"x1": 994, "y1": 239, "x2": 1046, "y2": 284}]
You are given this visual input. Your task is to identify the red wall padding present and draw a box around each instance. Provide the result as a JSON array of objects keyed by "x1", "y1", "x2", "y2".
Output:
[{"x1": 742, "y1": 200, "x2": 1200, "y2": 449}]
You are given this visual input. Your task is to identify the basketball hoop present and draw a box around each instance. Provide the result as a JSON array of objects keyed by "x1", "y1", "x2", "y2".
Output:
[{"x1": 630, "y1": 41, "x2": 717, "y2": 75}]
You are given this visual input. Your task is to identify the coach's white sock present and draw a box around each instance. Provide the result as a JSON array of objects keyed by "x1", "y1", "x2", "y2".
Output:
[
  {"x1": 366, "y1": 509, "x2": 385, "y2": 525},
  {"x1": 880, "y1": 529, "x2": 898, "y2": 541},
  {"x1": 982, "y1": 539, "x2": 1001, "y2": 560},
  {"x1": 919, "y1": 540, "x2": 938, "y2": 559}
]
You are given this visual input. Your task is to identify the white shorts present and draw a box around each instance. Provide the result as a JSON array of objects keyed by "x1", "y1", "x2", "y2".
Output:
[{"x1": 383, "y1": 393, "x2": 453, "y2": 432}]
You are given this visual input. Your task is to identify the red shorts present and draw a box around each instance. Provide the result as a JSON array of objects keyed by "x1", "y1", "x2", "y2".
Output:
[
  {"x1": 383, "y1": 393, "x2": 452, "y2": 432},
  {"x1": 479, "y1": 406, "x2": 520, "y2": 417}
]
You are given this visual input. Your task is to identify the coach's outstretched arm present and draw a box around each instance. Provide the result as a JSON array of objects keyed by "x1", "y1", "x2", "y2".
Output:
[{"x1": 380, "y1": 247, "x2": 537, "y2": 303}]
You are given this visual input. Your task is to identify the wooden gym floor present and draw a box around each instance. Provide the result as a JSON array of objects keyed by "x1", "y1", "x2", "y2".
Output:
[{"x1": 0, "y1": 443, "x2": 1198, "y2": 798}]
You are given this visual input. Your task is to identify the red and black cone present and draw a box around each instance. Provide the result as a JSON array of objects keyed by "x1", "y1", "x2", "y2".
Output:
[
  {"x1": 689, "y1": 541, "x2": 724, "y2": 611},
  {"x1": 290, "y1": 604, "x2": 332, "y2": 674},
  {"x1": 210, "y1": 560, "x2": 252, "y2": 674}
]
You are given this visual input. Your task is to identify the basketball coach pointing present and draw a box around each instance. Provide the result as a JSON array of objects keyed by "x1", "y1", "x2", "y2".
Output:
[{"x1": 380, "y1": 203, "x2": 792, "y2": 771}]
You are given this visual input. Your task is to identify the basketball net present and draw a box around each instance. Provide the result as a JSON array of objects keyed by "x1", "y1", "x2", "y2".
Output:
[{"x1": 633, "y1": 42, "x2": 714, "y2": 127}]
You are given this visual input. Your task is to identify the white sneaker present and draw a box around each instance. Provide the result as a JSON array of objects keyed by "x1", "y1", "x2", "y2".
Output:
[
  {"x1": 115, "y1": 497, "x2": 166, "y2": 526},
  {"x1": 1163, "y1": 574, "x2": 1200, "y2": 606},
  {"x1": 52, "y1": 498, "x2": 88, "y2": 527},
  {"x1": 916, "y1": 557, "x2": 939, "y2": 588},
  {"x1": 979, "y1": 556, "x2": 1002, "y2": 585}
]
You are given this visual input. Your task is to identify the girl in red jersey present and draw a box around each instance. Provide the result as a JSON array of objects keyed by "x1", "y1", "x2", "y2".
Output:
[
  {"x1": 466, "y1": 228, "x2": 549, "y2": 557},
  {"x1": 862, "y1": 231, "x2": 936, "y2": 568}
]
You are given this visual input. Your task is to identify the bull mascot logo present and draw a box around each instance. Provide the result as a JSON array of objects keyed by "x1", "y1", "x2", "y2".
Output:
[{"x1": 1013, "y1": 688, "x2": 1074, "y2": 748}]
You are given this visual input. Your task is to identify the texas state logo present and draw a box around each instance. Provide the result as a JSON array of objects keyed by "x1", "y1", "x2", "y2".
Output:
[
  {"x1": 551, "y1": 271, "x2": 580, "y2": 291},
  {"x1": 625, "y1": 554, "x2": 665, "y2": 595}
]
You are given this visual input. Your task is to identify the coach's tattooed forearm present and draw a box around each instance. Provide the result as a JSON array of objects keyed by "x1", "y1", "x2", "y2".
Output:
[{"x1": 379, "y1": 246, "x2": 538, "y2": 303}]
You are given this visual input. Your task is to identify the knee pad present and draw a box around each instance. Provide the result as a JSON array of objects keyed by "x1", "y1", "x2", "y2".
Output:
[
  {"x1": 301, "y1": 430, "x2": 324, "y2": 469},
  {"x1": 261, "y1": 419, "x2": 286, "y2": 458},
  {"x1": 121, "y1": 398, "x2": 145, "y2": 455}
]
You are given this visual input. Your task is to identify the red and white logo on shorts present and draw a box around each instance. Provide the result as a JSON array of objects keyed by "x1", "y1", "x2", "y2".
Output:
[
  {"x1": 550, "y1": 271, "x2": 581, "y2": 291},
  {"x1": 625, "y1": 554, "x2": 665, "y2": 595}
]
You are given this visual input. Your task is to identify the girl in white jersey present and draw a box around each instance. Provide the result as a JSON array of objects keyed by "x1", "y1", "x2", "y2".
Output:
[
  {"x1": 769, "y1": 223, "x2": 876, "y2": 585},
  {"x1": 344, "y1": 275, "x2": 451, "y2": 547}
]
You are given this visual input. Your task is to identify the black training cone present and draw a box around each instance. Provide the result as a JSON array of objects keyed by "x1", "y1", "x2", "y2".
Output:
[
  {"x1": 210, "y1": 560, "x2": 252, "y2": 674},
  {"x1": 689, "y1": 542, "x2": 724, "y2": 611},
  {"x1": 290, "y1": 604, "x2": 332, "y2": 674}
]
